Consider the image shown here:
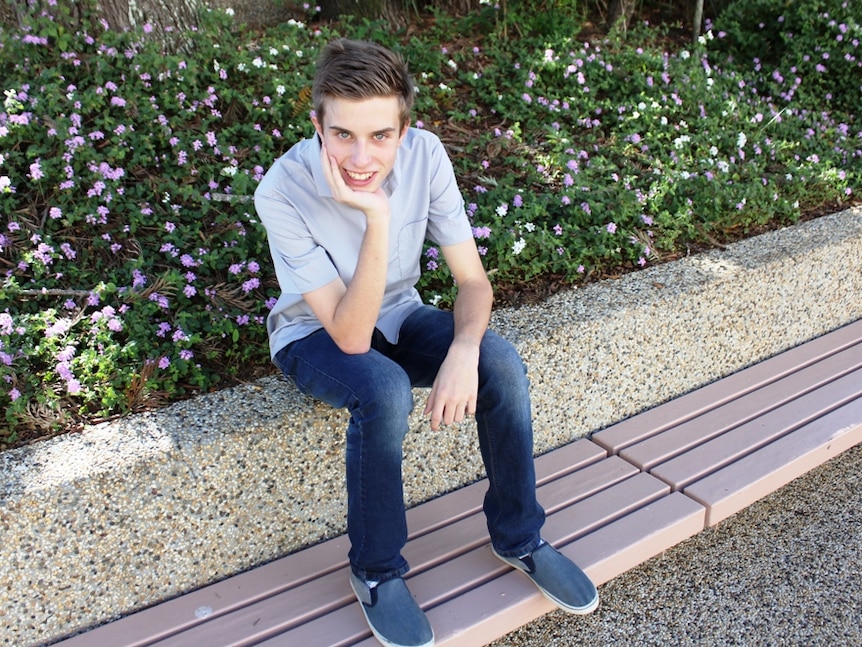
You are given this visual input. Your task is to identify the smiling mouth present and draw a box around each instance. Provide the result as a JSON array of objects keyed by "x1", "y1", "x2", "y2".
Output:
[{"x1": 345, "y1": 170, "x2": 374, "y2": 181}]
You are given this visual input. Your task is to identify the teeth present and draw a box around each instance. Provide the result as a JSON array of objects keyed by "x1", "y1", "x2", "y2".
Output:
[{"x1": 346, "y1": 171, "x2": 373, "y2": 181}]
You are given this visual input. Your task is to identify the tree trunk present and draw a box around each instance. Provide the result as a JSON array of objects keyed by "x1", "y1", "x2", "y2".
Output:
[
  {"x1": 606, "y1": 0, "x2": 637, "y2": 37},
  {"x1": 692, "y1": 0, "x2": 704, "y2": 42},
  {"x1": 320, "y1": 0, "x2": 410, "y2": 28},
  {"x1": 96, "y1": 0, "x2": 201, "y2": 34},
  {"x1": 3, "y1": 0, "x2": 201, "y2": 43},
  {"x1": 319, "y1": 0, "x2": 482, "y2": 29}
]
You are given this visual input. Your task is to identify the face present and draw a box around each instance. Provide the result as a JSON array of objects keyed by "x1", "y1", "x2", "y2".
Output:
[{"x1": 312, "y1": 95, "x2": 409, "y2": 193}]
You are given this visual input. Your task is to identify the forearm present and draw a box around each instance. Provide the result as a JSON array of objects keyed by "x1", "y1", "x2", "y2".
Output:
[
  {"x1": 328, "y1": 216, "x2": 390, "y2": 353},
  {"x1": 450, "y1": 276, "x2": 493, "y2": 349}
]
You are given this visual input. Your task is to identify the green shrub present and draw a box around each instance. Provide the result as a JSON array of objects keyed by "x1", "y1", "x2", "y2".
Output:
[{"x1": 1, "y1": 1, "x2": 858, "y2": 443}]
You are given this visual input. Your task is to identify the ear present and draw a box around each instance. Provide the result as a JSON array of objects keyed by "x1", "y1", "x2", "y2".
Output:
[
  {"x1": 311, "y1": 113, "x2": 323, "y2": 139},
  {"x1": 398, "y1": 121, "x2": 410, "y2": 144}
]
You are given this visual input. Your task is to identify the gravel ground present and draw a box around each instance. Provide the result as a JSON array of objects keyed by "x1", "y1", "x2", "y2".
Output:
[{"x1": 491, "y1": 443, "x2": 862, "y2": 647}]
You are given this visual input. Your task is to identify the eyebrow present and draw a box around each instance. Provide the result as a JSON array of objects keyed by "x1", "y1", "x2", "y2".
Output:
[{"x1": 327, "y1": 125, "x2": 399, "y2": 136}]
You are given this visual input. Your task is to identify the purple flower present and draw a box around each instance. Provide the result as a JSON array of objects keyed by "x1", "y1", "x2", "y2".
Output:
[
  {"x1": 29, "y1": 160, "x2": 44, "y2": 180},
  {"x1": 158, "y1": 357, "x2": 170, "y2": 369},
  {"x1": 606, "y1": 222, "x2": 617, "y2": 234}
]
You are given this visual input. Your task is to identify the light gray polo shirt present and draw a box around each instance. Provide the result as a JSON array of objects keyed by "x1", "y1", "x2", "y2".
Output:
[{"x1": 254, "y1": 127, "x2": 473, "y2": 358}]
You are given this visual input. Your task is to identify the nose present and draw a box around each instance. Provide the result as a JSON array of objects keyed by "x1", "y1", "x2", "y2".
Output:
[{"x1": 349, "y1": 139, "x2": 371, "y2": 168}]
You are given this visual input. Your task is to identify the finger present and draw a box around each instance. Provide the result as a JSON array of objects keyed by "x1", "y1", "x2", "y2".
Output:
[{"x1": 466, "y1": 398, "x2": 477, "y2": 417}]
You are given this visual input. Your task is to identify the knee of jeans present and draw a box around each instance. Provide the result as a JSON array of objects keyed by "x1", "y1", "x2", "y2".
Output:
[
  {"x1": 480, "y1": 333, "x2": 528, "y2": 383},
  {"x1": 353, "y1": 366, "x2": 414, "y2": 421}
]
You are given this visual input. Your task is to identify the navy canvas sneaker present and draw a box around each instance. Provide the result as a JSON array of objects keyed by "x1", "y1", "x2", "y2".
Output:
[
  {"x1": 350, "y1": 573, "x2": 435, "y2": 647},
  {"x1": 493, "y1": 540, "x2": 599, "y2": 614}
]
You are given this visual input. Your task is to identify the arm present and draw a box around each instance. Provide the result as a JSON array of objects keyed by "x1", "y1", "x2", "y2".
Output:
[
  {"x1": 423, "y1": 238, "x2": 494, "y2": 430},
  {"x1": 302, "y1": 143, "x2": 391, "y2": 354}
]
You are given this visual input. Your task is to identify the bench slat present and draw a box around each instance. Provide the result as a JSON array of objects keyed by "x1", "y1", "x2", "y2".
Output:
[
  {"x1": 176, "y1": 457, "x2": 658, "y2": 647},
  {"x1": 651, "y1": 367, "x2": 862, "y2": 490},
  {"x1": 591, "y1": 319, "x2": 862, "y2": 453},
  {"x1": 684, "y1": 396, "x2": 862, "y2": 526},
  {"x1": 618, "y1": 341, "x2": 862, "y2": 470}
]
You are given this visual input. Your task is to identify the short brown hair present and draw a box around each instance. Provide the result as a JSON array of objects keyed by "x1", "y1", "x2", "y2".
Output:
[{"x1": 312, "y1": 38, "x2": 415, "y2": 130}]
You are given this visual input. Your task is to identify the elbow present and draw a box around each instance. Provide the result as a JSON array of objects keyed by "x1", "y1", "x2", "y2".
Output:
[
  {"x1": 332, "y1": 332, "x2": 372, "y2": 355},
  {"x1": 338, "y1": 341, "x2": 371, "y2": 355}
]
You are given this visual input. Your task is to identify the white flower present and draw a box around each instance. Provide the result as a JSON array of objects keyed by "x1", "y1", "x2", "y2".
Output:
[
  {"x1": 513, "y1": 237, "x2": 526, "y2": 255},
  {"x1": 680, "y1": 50, "x2": 690, "y2": 60},
  {"x1": 673, "y1": 135, "x2": 691, "y2": 149},
  {"x1": 225, "y1": 7, "x2": 235, "y2": 16},
  {"x1": 276, "y1": 85, "x2": 286, "y2": 95},
  {"x1": 252, "y1": 57, "x2": 264, "y2": 68},
  {"x1": 737, "y1": 132, "x2": 747, "y2": 148},
  {"x1": 523, "y1": 222, "x2": 535, "y2": 232},
  {"x1": 447, "y1": 59, "x2": 457, "y2": 71},
  {"x1": 221, "y1": 166, "x2": 238, "y2": 177},
  {"x1": 496, "y1": 203, "x2": 509, "y2": 217},
  {"x1": 709, "y1": 146, "x2": 718, "y2": 157}
]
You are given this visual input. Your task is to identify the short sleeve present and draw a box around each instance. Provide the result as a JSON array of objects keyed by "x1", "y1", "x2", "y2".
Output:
[
  {"x1": 425, "y1": 136, "x2": 473, "y2": 247},
  {"x1": 254, "y1": 190, "x2": 339, "y2": 296}
]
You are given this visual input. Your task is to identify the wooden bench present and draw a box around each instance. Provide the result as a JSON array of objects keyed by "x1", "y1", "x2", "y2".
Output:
[{"x1": 55, "y1": 319, "x2": 862, "y2": 647}]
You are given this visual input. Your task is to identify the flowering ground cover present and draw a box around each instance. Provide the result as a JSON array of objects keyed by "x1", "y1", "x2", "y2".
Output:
[{"x1": 1, "y1": 0, "x2": 859, "y2": 447}]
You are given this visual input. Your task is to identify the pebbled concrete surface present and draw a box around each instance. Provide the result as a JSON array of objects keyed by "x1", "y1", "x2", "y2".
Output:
[{"x1": 1, "y1": 206, "x2": 861, "y2": 646}]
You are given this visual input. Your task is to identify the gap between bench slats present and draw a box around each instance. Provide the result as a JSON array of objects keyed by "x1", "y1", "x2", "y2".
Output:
[
  {"x1": 149, "y1": 453, "x2": 646, "y2": 646},
  {"x1": 252, "y1": 470, "x2": 686, "y2": 647},
  {"x1": 617, "y1": 341, "x2": 862, "y2": 470},
  {"x1": 592, "y1": 319, "x2": 862, "y2": 454},
  {"x1": 650, "y1": 367, "x2": 862, "y2": 490}
]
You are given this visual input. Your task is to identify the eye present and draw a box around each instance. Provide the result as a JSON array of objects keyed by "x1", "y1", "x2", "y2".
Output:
[{"x1": 336, "y1": 131, "x2": 351, "y2": 140}]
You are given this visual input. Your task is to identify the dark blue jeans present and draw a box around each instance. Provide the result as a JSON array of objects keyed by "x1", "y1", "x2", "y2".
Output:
[{"x1": 274, "y1": 305, "x2": 545, "y2": 582}]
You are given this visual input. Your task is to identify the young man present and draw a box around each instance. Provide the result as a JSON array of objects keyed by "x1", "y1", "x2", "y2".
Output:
[{"x1": 254, "y1": 38, "x2": 598, "y2": 647}]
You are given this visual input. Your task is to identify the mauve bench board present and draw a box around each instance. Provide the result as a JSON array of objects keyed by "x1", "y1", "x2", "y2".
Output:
[
  {"x1": 53, "y1": 440, "x2": 605, "y2": 647},
  {"x1": 591, "y1": 318, "x2": 862, "y2": 454},
  {"x1": 52, "y1": 319, "x2": 862, "y2": 647},
  {"x1": 684, "y1": 397, "x2": 862, "y2": 526}
]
